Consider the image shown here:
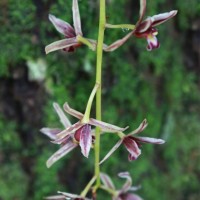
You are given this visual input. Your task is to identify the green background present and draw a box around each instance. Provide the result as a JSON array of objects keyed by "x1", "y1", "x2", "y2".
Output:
[{"x1": 0, "y1": 0, "x2": 200, "y2": 199}]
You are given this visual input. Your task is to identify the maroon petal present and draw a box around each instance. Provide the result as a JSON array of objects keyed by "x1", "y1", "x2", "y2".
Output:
[
  {"x1": 53, "y1": 102, "x2": 71, "y2": 128},
  {"x1": 152, "y1": 10, "x2": 178, "y2": 27},
  {"x1": 45, "y1": 37, "x2": 78, "y2": 54},
  {"x1": 79, "y1": 124, "x2": 92, "y2": 158},
  {"x1": 135, "y1": 17, "x2": 152, "y2": 33},
  {"x1": 72, "y1": 0, "x2": 83, "y2": 36},
  {"x1": 127, "y1": 119, "x2": 148, "y2": 136},
  {"x1": 123, "y1": 137, "x2": 141, "y2": 161},
  {"x1": 40, "y1": 128, "x2": 61, "y2": 140},
  {"x1": 103, "y1": 31, "x2": 134, "y2": 52},
  {"x1": 49, "y1": 14, "x2": 75, "y2": 38},
  {"x1": 100, "y1": 139, "x2": 123, "y2": 164},
  {"x1": 134, "y1": 136, "x2": 165, "y2": 144},
  {"x1": 58, "y1": 191, "x2": 91, "y2": 200},
  {"x1": 100, "y1": 173, "x2": 116, "y2": 190},
  {"x1": 89, "y1": 118, "x2": 129, "y2": 133},
  {"x1": 56, "y1": 121, "x2": 83, "y2": 140},
  {"x1": 51, "y1": 135, "x2": 71, "y2": 145},
  {"x1": 120, "y1": 193, "x2": 143, "y2": 200},
  {"x1": 118, "y1": 172, "x2": 132, "y2": 193},
  {"x1": 45, "y1": 195, "x2": 67, "y2": 200},
  {"x1": 46, "y1": 139, "x2": 77, "y2": 168},
  {"x1": 63, "y1": 102, "x2": 84, "y2": 119},
  {"x1": 138, "y1": 0, "x2": 146, "y2": 23}
]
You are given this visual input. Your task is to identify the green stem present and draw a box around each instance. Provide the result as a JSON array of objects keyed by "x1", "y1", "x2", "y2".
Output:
[
  {"x1": 94, "y1": 0, "x2": 106, "y2": 189},
  {"x1": 106, "y1": 23, "x2": 135, "y2": 30},
  {"x1": 82, "y1": 83, "x2": 99, "y2": 123},
  {"x1": 100, "y1": 185, "x2": 117, "y2": 196},
  {"x1": 76, "y1": 35, "x2": 96, "y2": 51},
  {"x1": 80, "y1": 176, "x2": 97, "y2": 197}
]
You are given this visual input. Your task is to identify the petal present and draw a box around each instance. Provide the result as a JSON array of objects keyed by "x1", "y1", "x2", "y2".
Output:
[
  {"x1": 56, "y1": 121, "x2": 83, "y2": 139},
  {"x1": 63, "y1": 102, "x2": 84, "y2": 119},
  {"x1": 44, "y1": 195, "x2": 66, "y2": 200},
  {"x1": 134, "y1": 136, "x2": 165, "y2": 144},
  {"x1": 72, "y1": 0, "x2": 83, "y2": 36},
  {"x1": 118, "y1": 172, "x2": 132, "y2": 193},
  {"x1": 100, "y1": 173, "x2": 116, "y2": 190},
  {"x1": 135, "y1": 17, "x2": 152, "y2": 33},
  {"x1": 146, "y1": 34, "x2": 160, "y2": 51},
  {"x1": 58, "y1": 191, "x2": 90, "y2": 200},
  {"x1": 46, "y1": 140, "x2": 77, "y2": 168},
  {"x1": 127, "y1": 119, "x2": 148, "y2": 136},
  {"x1": 128, "y1": 185, "x2": 142, "y2": 192},
  {"x1": 53, "y1": 102, "x2": 71, "y2": 128},
  {"x1": 58, "y1": 191, "x2": 80, "y2": 198},
  {"x1": 99, "y1": 139, "x2": 123, "y2": 164},
  {"x1": 120, "y1": 193, "x2": 143, "y2": 200},
  {"x1": 49, "y1": 14, "x2": 75, "y2": 37},
  {"x1": 152, "y1": 10, "x2": 178, "y2": 27},
  {"x1": 40, "y1": 128, "x2": 61, "y2": 140},
  {"x1": 45, "y1": 38, "x2": 78, "y2": 54},
  {"x1": 123, "y1": 137, "x2": 141, "y2": 161},
  {"x1": 138, "y1": 0, "x2": 146, "y2": 23},
  {"x1": 103, "y1": 31, "x2": 134, "y2": 52},
  {"x1": 79, "y1": 124, "x2": 92, "y2": 158},
  {"x1": 89, "y1": 118, "x2": 129, "y2": 133},
  {"x1": 51, "y1": 135, "x2": 71, "y2": 145}
]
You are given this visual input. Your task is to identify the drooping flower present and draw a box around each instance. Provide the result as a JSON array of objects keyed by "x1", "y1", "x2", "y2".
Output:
[
  {"x1": 100, "y1": 119, "x2": 165, "y2": 164},
  {"x1": 104, "y1": 0, "x2": 177, "y2": 51},
  {"x1": 45, "y1": 0, "x2": 96, "y2": 54},
  {"x1": 100, "y1": 172, "x2": 142, "y2": 200}
]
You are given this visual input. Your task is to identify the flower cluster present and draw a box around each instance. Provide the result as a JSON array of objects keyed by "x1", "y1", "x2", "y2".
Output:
[{"x1": 46, "y1": 0, "x2": 177, "y2": 54}]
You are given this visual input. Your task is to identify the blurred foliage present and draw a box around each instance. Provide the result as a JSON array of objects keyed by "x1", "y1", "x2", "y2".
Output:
[{"x1": 0, "y1": 0, "x2": 200, "y2": 199}]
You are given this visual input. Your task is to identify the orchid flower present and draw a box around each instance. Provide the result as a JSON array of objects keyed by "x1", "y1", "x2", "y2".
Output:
[
  {"x1": 41, "y1": 83, "x2": 128, "y2": 168},
  {"x1": 55, "y1": 102, "x2": 128, "y2": 160},
  {"x1": 104, "y1": 0, "x2": 177, "y2": 51},
  {"x1": 100, "y1": 172, "x2": 142, "y2": 200},
  {"x1": 45, "y1": 0, "x2": 96, "y2": 54},
  {"x1": 45, "y1": 191, "x2": 91, "y2": 200},
  {"x1": 100, "y1": 119, "x2": 165, "y2": 164},
  {"x1": 40, "y1": 103, "x2": 78, "y2": 168}
]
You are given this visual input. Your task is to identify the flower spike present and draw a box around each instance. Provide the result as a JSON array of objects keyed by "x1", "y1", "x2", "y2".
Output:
[
  {"x1": 100, "y1": 119, "x2": 165, "y2": 164},
  {"x1": 104, "y1": 0, "x2": 177, "y2": 51},
  {"x1": 45, "y1": 0, "x2": 96, "y2": 54}
]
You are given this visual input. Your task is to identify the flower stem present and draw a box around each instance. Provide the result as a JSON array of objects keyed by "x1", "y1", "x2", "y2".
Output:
[
  {"x1": 94, "y1": 0, "x2": 106, "y2": 189},
  {"x1": 82, "y1": 83, "x2": 99, "y2": 123},
  {"x1": 106, "y1": 23, "x2": 135, "y2": 30},
  {"x1": 100, "y1": 185, "x2": 117, "y2": 196},
  {"x1": 76, "y1": 35, "x2": 96, "y2": 51},
  {"x1": 80, "y1": 176, "x2": 97, "y2": 197}
]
